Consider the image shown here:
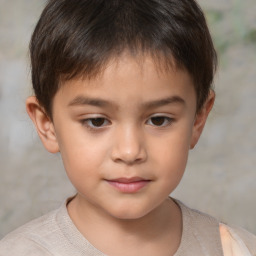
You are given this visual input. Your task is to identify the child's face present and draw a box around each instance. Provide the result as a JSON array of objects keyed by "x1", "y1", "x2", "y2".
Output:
[{"x1": 27, "y1": 55, "x2": 213, "y2": 220}]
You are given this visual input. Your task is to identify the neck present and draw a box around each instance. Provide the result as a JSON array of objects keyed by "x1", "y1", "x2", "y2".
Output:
[{"x1": 68, "y1": 195, "x2": 182, "y2": 255}]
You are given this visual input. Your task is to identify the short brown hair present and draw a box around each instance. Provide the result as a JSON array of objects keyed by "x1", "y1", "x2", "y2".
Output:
[{"x1": 30, "y1": 0, "x2": 217, "y2": 118}]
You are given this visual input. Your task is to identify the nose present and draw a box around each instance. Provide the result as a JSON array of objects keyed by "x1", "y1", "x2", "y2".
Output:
[{"x1": 110, "y1": 125, "x2": 147, "y2": 165}]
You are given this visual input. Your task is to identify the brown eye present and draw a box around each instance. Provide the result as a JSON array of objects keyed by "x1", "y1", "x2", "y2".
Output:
[
  {"x1": 147, "y1": 116, "x2": 173, "y2": 127},
  {"x1": 91, "y1": 118, "x2": 106, "y2": 127},
  {"x1": 83, "y1": 118, "x2": 110, "y2": 128},
  {"x1": 151, "y1": 117, "x2": 165, "y2": 126}
]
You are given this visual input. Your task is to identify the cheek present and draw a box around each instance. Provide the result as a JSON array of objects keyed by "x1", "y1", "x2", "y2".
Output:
[
  {"x1": 156, "y1": 141, "x2": 189, "y2": 194},
  {"x1": 150, "y1": 125, "x2": 193, "y2": 178},
  {"x1": 61, "y1": 146, "x2": 103, "y2": 194},
  {"x1": 159, "y1": 147, "x2": 188, "y2": 183},
  {"x1": 57, "y1": 132, "x2": 107, "y2": 181},
  {"x1": 152, "y1": 127, "x2": 192, "y2": 161}
]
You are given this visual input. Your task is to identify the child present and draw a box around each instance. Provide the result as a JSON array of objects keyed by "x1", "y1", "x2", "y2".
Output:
[{"x1": 0, "y1": 0, "x2": 255, "y2": 255}]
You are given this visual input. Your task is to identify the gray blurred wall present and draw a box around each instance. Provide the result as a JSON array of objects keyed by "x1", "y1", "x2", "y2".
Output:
[{"x1": 0, "y1": 0, "x2": 256, "y2": 238}]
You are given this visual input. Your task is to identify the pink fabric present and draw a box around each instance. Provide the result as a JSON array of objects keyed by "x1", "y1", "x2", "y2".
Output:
[{"x1": 220, "y1": 224, "x2": 256, "y2": 256}]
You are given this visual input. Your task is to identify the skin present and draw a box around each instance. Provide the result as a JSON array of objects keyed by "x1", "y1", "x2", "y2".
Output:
[{"x1": 26, "y1": 54, "x2": 214, "y2": 255}]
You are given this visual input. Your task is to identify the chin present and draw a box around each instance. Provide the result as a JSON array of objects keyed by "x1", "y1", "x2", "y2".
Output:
[{"x1": 107, "y1": 204, "x2": 153, "y2": 221}]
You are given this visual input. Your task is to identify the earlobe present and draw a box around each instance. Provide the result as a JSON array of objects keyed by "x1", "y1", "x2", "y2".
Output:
[
  {"x1": 26, "y1": 96, "x2": 59, "y2": 153},
  {"x1": 190, "y1": 90, "x2": 215, "y2": 149}
]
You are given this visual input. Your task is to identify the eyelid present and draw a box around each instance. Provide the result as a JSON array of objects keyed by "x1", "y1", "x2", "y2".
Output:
[
  {"x1": 147, "y1": 113, "x2": 174, "y2": 120},
  {"x1": 146, "y1": 114, "x2": 174, "y2": 127},
  {"x1": 81, "y1": 115, "x2": 111, "y2": 130}
]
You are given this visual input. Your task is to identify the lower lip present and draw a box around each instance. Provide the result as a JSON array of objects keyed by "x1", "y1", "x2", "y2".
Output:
[{"x1": 107, "y1": 180, "x2": 150, "y2": 193}]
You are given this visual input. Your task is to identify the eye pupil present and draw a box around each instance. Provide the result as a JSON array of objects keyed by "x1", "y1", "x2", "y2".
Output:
[
  {"x1": 91, "y1": 118, "x2": 105, "y2": 127},
  {"x1": 151, "y1": 117, "x2": 165, "y2": 126}
]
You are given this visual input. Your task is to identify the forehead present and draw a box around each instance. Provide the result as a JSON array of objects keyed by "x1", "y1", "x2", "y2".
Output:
[
  {"x1": 55, "y1": 54, "x2": 196, "y2": 110},
  {"x1": 60, "y1": 50, "x2": 186, "y2": 84},
  {"x1": 61, "y1": 53, "x2": 193, "y2": 88}
]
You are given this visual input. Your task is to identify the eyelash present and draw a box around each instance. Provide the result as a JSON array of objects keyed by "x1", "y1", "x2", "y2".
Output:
[
  {"x1": 82, "y1": 117, "x2": 111, "y2": 131},
  {"x1": 81, "y1": 115, "x2": 174, "y2": 131},
  {"x1": 146, "y1": 116, "x2": 174, "y2": 127}
]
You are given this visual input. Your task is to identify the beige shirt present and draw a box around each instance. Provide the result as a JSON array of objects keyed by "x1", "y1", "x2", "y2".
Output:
[{"x1": 0, "y1": 199, "x2": 255, "y2": 256}]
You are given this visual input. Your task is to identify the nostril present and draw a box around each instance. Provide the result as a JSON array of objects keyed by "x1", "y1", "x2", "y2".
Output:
[
  {"x1": 111, "y1": 146, "x2": 147, "y2": 165},
  {"x1": 110, "y1": 128, "x2": 147, "y2": 164}
]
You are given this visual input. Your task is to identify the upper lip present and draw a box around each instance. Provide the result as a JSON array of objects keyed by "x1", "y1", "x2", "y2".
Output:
[{"x1": 107, "y1": 177, "x2": 150, "y2": 183}]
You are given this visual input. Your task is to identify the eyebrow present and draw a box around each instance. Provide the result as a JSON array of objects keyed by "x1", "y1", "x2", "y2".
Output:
[
  {"x1": 68, "y1": 95, "x2": 185, "y2": 108},
  {"x1": 68, "y1": 96, "x2": 111, "y2": 107},
  {"x1": 142, "y1": 96, "x2": 185, "y2": 109}
]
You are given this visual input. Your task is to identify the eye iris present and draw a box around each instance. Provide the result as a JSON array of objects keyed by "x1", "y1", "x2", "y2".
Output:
[
  {"x1": 91, "y1": 118, "x2": 105, "y2": 127},
  {"x1": 151, "y1": 117, "x2": 165, "y2": 126}
]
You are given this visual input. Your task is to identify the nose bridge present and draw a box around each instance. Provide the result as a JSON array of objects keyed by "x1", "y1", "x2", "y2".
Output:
[{"x1": 111, "y1": 123, "x2": 146, "y2": 164}]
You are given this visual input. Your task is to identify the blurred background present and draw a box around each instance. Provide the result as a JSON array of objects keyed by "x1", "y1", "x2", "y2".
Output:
[{"x1": 0, "y1": 0, "x2": 255, "y2": 238}]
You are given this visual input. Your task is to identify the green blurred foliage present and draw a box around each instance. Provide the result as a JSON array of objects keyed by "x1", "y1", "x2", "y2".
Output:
[{"x1": 205, "y1": 1, "x2": 256, "y2": 55}]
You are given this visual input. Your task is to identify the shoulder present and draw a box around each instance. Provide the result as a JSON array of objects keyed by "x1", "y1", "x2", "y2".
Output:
[
  {"x1": 175, "y1": 199, "x2": 256, "y2": 256},
  {"x1": 0, "y1": 235, "x2": 53, "y2": 256},
  {"x1": 0, "y1": 198, "x2": 105, "y2": 256},
  {"x1": 220, "y1": 223, "x2": 256, "y2": 255},
  {"x1": 174, "y1": 200, "x2": 224, "y2": 255},
  {"x1": 0, "y1": 209, "x2": 58, "y2": 256},
  {"x1": 176, "y1": 199, "x2": 221, "y2": 232}
]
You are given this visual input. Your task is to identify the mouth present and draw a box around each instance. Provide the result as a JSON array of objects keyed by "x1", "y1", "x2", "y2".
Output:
[{"x1": 105, "y1": 177, "x2": 151, "y2": 193}]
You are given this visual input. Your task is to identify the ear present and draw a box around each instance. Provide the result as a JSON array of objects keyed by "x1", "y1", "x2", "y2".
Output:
[
  {"x1": 190, "y1": 90, "x2": 215, "y2": 149},
  {"x1": 26, "y1": 96, "x2": 59, "y2": 153}
]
